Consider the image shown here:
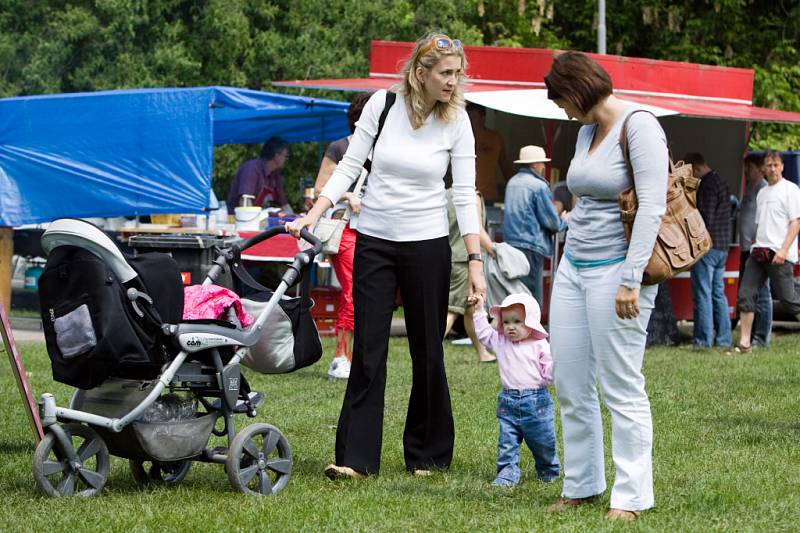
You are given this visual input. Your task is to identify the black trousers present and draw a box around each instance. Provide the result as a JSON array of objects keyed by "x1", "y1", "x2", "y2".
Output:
[{"x1": 335, "y1": 232, "x2": 453, "y2": 474}]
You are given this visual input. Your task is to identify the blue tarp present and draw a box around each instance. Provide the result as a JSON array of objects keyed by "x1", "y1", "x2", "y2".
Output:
[{"x1": 0, "y1": 86, "x2": 350, "y2": 226}]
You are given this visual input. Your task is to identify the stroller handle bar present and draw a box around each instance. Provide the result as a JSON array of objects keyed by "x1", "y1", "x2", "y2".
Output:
[{"x1": 204, "y1": 226, "x2": 322, "y2": 287}]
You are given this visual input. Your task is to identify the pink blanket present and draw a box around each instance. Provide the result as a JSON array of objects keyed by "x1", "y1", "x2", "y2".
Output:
[{"x1": 183, "y1": 284, "x2": 254, "y2": 327}]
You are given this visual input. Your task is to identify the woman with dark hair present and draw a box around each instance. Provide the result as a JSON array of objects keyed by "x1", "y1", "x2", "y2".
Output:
[
  {"x1": 227, "y1": 136, "x2": 293, "y2": 214},
  {"x1": 313, "y1": 92, "x2": 373, "y2": 379},
  {"x1": 287, "y1": 32, "x2": 485, "y2": 479},
  {"x1": 544, "y1": 51, "x2": 668, "y2": 520}
]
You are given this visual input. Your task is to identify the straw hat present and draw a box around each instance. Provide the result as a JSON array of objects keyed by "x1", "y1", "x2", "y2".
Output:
[
  {"x1": 513, "y1": 145, "x2": 551, "y2": 164},
  {"x1": 489, "y1": 293, "x2": 548, "y2": 340}
]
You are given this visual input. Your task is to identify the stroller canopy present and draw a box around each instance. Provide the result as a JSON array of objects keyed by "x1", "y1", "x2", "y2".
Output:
[{"x1": 0, "y1": 86, "x2": 350, "y2": 226}]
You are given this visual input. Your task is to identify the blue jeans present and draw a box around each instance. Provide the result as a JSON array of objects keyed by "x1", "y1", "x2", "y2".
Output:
[
  {"x1": 517, "y1": 248, "x2": 545, "y2": 304},
  {"x1": 494, "y1": 388, "x2": 560, "y2": 486},
  {"x1": 691, "y1": 249, "x2": 732, "y2": 347}
]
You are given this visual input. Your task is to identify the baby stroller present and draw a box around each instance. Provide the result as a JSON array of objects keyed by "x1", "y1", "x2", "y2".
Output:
[{"x1": 32, "y1": 218, "x2": 322, "y2": 497}]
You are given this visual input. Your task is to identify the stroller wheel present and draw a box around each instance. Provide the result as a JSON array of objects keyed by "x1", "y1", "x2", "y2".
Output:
[
  {"x1": 129, "y1": 459, "x2": 192, "y2": 486},
  {"x1": 33, "y1": 423, "x2": 110, "y2": 498},
  {"x1": 226, "y1": 423, "x2": 292, "y2": 496}
]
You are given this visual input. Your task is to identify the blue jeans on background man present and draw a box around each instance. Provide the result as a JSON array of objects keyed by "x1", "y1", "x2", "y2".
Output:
[
  {"x1": 493, "y1": 388, "x2": 560, "y2": 487},
  {"x1": 691, "y1": 248, "x2": 732, "y2": 347},
  {"x1": 517, "y1": 248, "x2": 545, "y2": 304}
]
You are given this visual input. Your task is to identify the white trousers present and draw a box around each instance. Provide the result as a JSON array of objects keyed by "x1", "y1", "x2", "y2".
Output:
[{"x1": 550, "y1": 260, "x2": 657, "y2": 511}]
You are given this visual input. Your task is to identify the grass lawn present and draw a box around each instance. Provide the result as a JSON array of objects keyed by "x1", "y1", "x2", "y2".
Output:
[{"x1": 1, "y1": 332, "x2": 799, "y2": 532}]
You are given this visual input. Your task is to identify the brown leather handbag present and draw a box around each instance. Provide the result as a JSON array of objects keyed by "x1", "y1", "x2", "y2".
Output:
[{"x1": 618, "y1": 110, "x2": 712, "y2": 285}]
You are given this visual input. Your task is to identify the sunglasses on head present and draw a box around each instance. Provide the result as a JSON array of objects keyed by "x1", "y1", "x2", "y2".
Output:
[{"x1": 419, "y1": 37, "x2": 462, "y2": 57}]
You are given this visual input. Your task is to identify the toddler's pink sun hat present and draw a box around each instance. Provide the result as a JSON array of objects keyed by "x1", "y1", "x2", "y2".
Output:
[{"x1": 489, "y1": 293, "x2": 548, "y2": 340}]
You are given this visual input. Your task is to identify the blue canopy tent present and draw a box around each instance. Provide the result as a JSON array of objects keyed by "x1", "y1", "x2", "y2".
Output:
[{"x1": 0, "y1": 86, "x2": 350, "y2": 226}]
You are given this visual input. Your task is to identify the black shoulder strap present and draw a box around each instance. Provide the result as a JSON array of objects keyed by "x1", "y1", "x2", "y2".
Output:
[{"x1": 362, "y1": 91, "x2": 397, "y2": 174}]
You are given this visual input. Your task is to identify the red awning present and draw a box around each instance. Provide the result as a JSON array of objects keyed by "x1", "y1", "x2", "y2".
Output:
[
  {"x1": 620, "y1": 93, "x2": 800, "y2": 124},
  {"x1": 273, "y1": 76, "x2": 800, "y2": 124}
]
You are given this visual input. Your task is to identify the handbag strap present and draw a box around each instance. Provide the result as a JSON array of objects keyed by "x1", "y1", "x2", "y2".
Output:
[
  {"x1": 362, "y1": 90, "x2": 397, "y2": 175},
  {"x1": 619, "y1": 109, "x2": 674, "y2": 186},
  {"x1": 342, "y1": 91, "x2": 397, "y2": 221}
]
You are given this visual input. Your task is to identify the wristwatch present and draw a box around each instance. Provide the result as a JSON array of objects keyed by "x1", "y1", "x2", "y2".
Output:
[{"x1": 467, "y1": 253, "x2": 483, "y2": 263}]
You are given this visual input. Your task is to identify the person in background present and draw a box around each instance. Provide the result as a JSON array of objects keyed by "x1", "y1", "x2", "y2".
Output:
[
  {"x1": 286, "y1": 32, "x2": 486, "y2": 479},
  {"x1": 683, "y1": 152, "x2": 732, "y2": 349},
  {"x1": 736, "y1": 150, "x2": 800, "y2": 352},
  {"x1": 227, "y1": 136, "x2": 294, "y2": 215},
  {"x1": 466, "y1": 102, "x2": 514, "y2": 203},
  {"x1": 553, "y1": 177, "x2": 574, "y2": 216},
  {"x1": 313, "y1": 92, "x2": 373, "y2": 379},
  {"x1": 501, "y1": 145, "x2": 565, "y2": 304},
  {"x1": 444, "y1": 188, "x2": 497, "y2": 363},
  {"x1": 472, "y1": 292, "x2": 560, "y2": 487},
  {"x1": 545, "y1": 51, "x2": 668, "y2": 521},
  {"x1": 737, "y1": 153, "x2": 772, "y2": 347}
]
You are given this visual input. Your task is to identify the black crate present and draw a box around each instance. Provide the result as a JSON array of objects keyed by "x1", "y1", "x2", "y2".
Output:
[{"x1": 128, "y1": 234, "x2": 234, "y2": 287}]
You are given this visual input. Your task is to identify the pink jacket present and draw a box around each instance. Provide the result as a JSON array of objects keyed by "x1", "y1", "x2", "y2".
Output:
[
  {"x1": 183, "y1": 284, "x2": 254, "y2": 327},
  {"x1": 473, "y1": 310, "x2": 553, "y2": 390}
]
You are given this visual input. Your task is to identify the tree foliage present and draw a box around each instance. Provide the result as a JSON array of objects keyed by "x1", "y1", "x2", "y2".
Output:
[{"x1": 1, "y1": 0, "x2": 798, "y2": 207}]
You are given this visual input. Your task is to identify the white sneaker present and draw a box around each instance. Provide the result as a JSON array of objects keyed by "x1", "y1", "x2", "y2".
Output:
[
  {"x1": 451, "y1": 337, "x2": 473, "y2": 346},
  {"x1": 327, "y1": 356, "x2": 351, "y2": 379}
]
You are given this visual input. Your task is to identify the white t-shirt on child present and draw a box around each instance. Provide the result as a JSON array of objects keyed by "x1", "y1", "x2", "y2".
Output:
[{"x1": 753, "y1": 178, "x2": 800, "y2": 263}]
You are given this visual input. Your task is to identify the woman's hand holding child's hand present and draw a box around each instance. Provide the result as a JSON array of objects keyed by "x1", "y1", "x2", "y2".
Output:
[{"x1": 470, "y1": 293, "x2": 485, "y2": 310}]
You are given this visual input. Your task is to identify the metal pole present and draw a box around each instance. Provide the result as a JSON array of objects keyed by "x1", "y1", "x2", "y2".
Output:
[{"x1": 598, "y1": 0, "x2": 607, "y2": 54}]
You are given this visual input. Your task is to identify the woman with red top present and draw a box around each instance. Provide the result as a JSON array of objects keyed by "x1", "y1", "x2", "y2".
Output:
[{"x1": 313, "y1": 92, "x2": 373, "y2": 379}]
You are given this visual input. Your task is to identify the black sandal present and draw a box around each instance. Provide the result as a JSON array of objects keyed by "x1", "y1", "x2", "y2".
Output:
[{"x1": 733, "y1": 343, "x2": 752, "y2": 354}]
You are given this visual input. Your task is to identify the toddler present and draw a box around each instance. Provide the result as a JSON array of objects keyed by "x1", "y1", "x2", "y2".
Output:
[{"x1": 472, "y1": 292, "x2": 560, "y2": 487}]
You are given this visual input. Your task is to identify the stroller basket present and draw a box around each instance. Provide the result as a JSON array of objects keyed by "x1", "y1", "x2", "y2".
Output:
[
  {"x1": 72, "y1": 379, "x2": 216, "y2": 461},
  {"x1": 98, "y1": 415, "x2": 217, "y2": 462}
]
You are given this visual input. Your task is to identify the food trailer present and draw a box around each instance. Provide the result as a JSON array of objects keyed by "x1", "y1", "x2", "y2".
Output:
[{"x1": 275, "y1": 40, "x2": 800, "y2": 322}]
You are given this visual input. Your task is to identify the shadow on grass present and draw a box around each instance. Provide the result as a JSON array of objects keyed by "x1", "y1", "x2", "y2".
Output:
[
  {"x1": 0, "y1": 440, "x2": 36, "y2": 454},
  {"x1": 711, "y1": 414, "x2": 800, "y2": 436}
]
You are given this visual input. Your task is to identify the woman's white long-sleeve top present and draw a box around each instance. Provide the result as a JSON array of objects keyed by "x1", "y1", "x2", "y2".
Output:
[{"x1": 320, "y1": 90, "x2": 480, "y2": 241}]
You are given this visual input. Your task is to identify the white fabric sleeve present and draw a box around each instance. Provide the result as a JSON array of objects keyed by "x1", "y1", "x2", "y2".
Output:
[
  {"x1": 319, "y1": 90, "x2": 386, "y2": 205},
  {"x1": 619, "y1": 111, "x2": 669, "y2": 289},
  {"x1": 450, "y1": 110, "x2": 480, "y2": 236}
]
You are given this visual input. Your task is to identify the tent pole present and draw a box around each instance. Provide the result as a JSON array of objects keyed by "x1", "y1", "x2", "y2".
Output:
[
  {"x1": 741, "y1": 121, "x2": 752, "y2": 198},
  {"x1": 0, "y1": 227, "x2": 12, "y2": 315},
  {"x1": 598, "y1": 0, "x2": 607, "y2": 54},
  {"x1": 544, "y1": 120, "x2": 558, "y2": 185}
]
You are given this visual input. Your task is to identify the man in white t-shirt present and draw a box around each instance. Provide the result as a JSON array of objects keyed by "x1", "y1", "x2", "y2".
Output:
[{"x1": 735, "y1": 150, "x2": 800, "y2": 352}]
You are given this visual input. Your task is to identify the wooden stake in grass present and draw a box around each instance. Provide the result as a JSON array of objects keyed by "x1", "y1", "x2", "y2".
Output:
[
  {"x1": 0, "y1": 292, "x2": 44, "y2": 442},
  {"x1": 0, "y1": 227, "x2": 11, "y2": 315}
]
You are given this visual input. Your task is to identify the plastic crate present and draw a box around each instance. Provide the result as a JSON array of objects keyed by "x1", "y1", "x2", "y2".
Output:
[
  {"x1": 310, "y1": 286, "x2": 341, "y2": 319},
  {"x1": 129, "y1": 234, "x2": 234, "y2": 286},
  {"x1": 314, "y1": 317, "x2": 337, "y2": 337}
]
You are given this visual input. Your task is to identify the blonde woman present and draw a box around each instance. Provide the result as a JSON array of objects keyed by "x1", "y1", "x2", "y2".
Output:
[{"x1": 287, "y1": 32, "x2": 485, "y2": 478}]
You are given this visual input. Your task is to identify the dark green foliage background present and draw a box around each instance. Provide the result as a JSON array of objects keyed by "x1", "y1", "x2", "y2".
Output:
[{"x1": 2, "y1": 0, "x2": 798, "y2": 208}]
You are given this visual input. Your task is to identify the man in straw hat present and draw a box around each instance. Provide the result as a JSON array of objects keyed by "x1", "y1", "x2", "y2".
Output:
[{"x1": 501, "y1": 145, "x2": 566, "y2": 304}]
